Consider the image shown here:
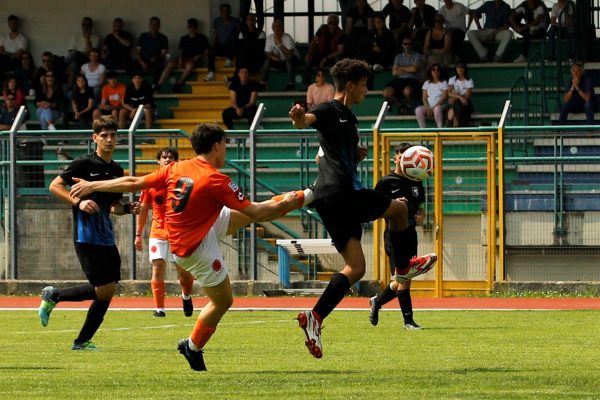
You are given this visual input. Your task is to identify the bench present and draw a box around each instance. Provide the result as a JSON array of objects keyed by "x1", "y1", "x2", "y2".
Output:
[{"x1": 276, "y1": 239, "x2": 337, "y2": 288}]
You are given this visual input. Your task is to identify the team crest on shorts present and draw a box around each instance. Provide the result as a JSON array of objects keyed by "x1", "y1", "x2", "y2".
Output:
[{"x1": 211, "y1": 259, "x2": 223, "y2": 272}]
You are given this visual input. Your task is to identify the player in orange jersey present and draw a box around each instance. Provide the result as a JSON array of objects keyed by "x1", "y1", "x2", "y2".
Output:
[
  {"x1": 136, "y1": 147, "x2": 195, "y2": 318},
  {"x1": 70, "y1": 123, "x2": 312, "y2": 371}
]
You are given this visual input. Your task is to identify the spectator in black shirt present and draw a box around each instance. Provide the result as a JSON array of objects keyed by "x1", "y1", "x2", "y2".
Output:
[
  {"x1": 303, "y1": 14, "x2": 345, "y2": 89},
  {"x1": 0, "y1": 93, "x2": 21, "y2": 130},
  {"x1": 102, "y1": 18, "x2": 133, "y2": 71},
  {"x1": 382, "y1": 0, "x2": 413, "y2": 50},
  {"x1": 135, "y1": 16, "x2": 168, "y2": 92},
  {"x1": 409, "y1": 0, "x2": 437, "y2": 47},
  {"x1": 120, "y1": 71, "x2": 155, "y2": 129},
  {"x1": 344, "y1": 0, "x2": 375, "y2": 60},
  {"x1": 235, "y1": 13, "x2": 266, "y2": 76},
  {"x1": 559, "y1": 62, "x2": 596, "y2": 125},
  {"x1": 222, "y1": 67, "x2": 258, "y2": 129},
  {"x1": 368, "y1": 13, "x2": 396, "y2": 71},
  {"x1": 67, "y1": 74, "x2": 94, "y2": 129}
]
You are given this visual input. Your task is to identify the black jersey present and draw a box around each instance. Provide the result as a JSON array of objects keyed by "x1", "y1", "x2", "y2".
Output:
[
  {"x1": 375, "y1": 171, "x2": 425, "y2": 227},
  {"x1": 310, "y1": 99, "x2": 362, "y2": 198},
  {"x1": 60, "y1": 153, "x2": 124, "y2": 245}
]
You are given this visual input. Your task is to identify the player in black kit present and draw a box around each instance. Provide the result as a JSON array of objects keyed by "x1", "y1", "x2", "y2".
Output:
[
  {"x1": 39, "y1": 116, "x2": 139, "y2": 350},
  {"x1": 370, "y1": 143, "x2": 436, "y2": 330},
  {"x1": 290, "y1": 58, "x2": 436, "y2": 358}
]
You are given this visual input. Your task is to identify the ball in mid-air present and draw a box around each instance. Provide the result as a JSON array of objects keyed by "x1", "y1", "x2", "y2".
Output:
[{"x1": 400, "y1": 145, "x2": 434, "y2": 181}]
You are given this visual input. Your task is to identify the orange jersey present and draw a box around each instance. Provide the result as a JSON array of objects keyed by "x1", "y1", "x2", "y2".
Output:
[
  {"x1": 143, "y1": 158, "x2": 251, "y2": 257},
  {"x1": 101, "y1": 83, "x2": 126, "y2": 107},
  {"x1": 139, "y1": 187, "x2": 169, "y2": 240}
]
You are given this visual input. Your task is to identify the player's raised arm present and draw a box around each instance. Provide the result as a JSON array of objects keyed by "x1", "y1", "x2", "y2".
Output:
[
  {"x1": 289, "y1": 103, "x2": 316, "y2": 129},
  {"x1": 70, "y1": 175, "x2": 147, "y2": 198}
]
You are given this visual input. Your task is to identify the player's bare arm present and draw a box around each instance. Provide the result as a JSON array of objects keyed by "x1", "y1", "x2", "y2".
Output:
[
  {"x1": 241, "y1": 191, "x2": 298, "y2": 222},
  {"x1": 110, "y1": 201, "x2": 141, "y2": 216},
  {"x1": 289, "y1": 103, "x2": 316, "y2": 129},
  {"x1": 70, "y1": 176, "x2": 148, "y2": 198}
]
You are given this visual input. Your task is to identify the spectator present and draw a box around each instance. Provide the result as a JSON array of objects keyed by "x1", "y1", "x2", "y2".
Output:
[
  {"x1": 0, "y1": 15, "x2": 29, "y2": 73},
  {"x1": 415, "y1": 63, "x2": 448, "y2": 128},
  {"x1": 94, "y1": 70, "x2": 126, "y2": 124},
  {"x1": 66, "y1": 17, "x2": 100, "y2": 87},
  {"x1": 423, "y1": 14, "x2": 453, "y2": 69},
  {"x1": 303, "y1": 14, "x2": 345, "y2": 88},
  {"x1": 14, "y1": 51, "x2": 36, "y2": 95},
  {"x1": 240, "y1": 0, "x2": 265, "y2": 31},
  {"x1": 80, "y1": 48, "x2": 106, "y2": 103},
  {"x1": 158, "y1": 18, "x2": 209, "y2": 94},
  {"x1": 409, "y1": 0, "x2": 437, "y2": 47},
  {"x1": 381, "y1": 0, "x2": 413, "y2": 50},
  {"x1": 447, "y1": 61, "x2": 474, "y2": 127},
  {"x1": 33, "y1": 51, "x2": 67, "y2": 94},
  {"x1": 235, "y1": 13, "x2": 266, "y2": 77},
  {"x1": 120, "y1": 71, "x2": 155, "y2": 129},
  {"x1": 467, "y1": 0, "x2": 513, "y2": 62},
  {"x1": 510, "y1": 0, "x2": 549, "y2": 63},
  {"x1": 67, "y1": 74, "x2": 94, "y2": 129},
  {"x1": 368, "y1": 13, "x2": 396, "y2": 72},
  {"x1": 559, "y1": 62, "x2": 595, "y2": 125},
  {"x1": 135, "y1": 16, "x2": 168, "y2": 92},
  {"x1": 259, "y1": 19, "x2": 301, "y2": 91},
  {"x1": 35, "y1": 70, "x2": 63, "y2": 130},
  {"x1": 102, "y1": 18, "x2": 133, "y2": 71},
  {"x1": 438, "y1": 0, "x2": 471, "y2": 58},
  {"x1": 222, "y1": 67, "x2": 259, "y2": 129},
  {"x1": 344, "y1": 0, "x2": 375, "y2": 61},
  {"x1": 3, "y1": 75, "x2": 25, "y2": 109},
  {"x1": 205, "y1": 3, "x2": 241, "y2": 82},
  {"x1": 0, "y1": 93, "x2": 23, "y2": 130},
  {"x1": 306, "y1": 68, "x2": 335, "y2": 111},
  {"x1": 383, "y1": 37, "x2": 424, "y2": 115},
  {"x1": 546, "y1": 0, "x2": 575, "y2": 62}
]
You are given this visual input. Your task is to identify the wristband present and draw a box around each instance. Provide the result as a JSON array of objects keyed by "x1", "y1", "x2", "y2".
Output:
[
  {"x1": 135, "y1": 234, "x2": 141, "y2": 237},
  {"x1": 123, "y1": 203, "x2": 132, "y2": 214}
]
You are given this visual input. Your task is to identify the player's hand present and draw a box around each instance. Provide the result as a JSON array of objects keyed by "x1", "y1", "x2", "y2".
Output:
[
  {"x1": 70, "y1": 177, "x2": 94, "y2": 198},
  {"x1": 79, "y1": 199, "x2": 100, "y2": 214},
  {"x1": 289, "y1": 103, "x2": 305, "y2": 122},
  {"x1": 128, "y1": 201, "x2": 141, "y2": 215},
  {"x1": 415, "y1": 213, "x2": 425, "y2": 225},
  {"x1": 395, "y1": 197, "x2": 408, "y2": 204},
  {"x1": 134, "y1": 236, "x2": 143, "y2": 251},
  {"x1": 357, "y1": 146, "x2": 368, "y2": 161}
]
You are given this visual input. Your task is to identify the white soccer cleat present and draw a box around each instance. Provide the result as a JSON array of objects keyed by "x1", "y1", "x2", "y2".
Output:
[
  {"x1": 395, "y1": 253, "x2": 437, "y2": 283},
  {"x1": 297, "y1": 310, "x2": 323, "y2": 358}
]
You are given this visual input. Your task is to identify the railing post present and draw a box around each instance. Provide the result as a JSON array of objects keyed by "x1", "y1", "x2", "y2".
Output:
[
  {"x1": 497, "y1": 100, "x2": 511, "y2": 282},
  {"x1": 249, "y1": 103, "x2": 266, "y2": 280},
  {"x1": 372, "y1": 101, "x2": 388, "y2": 285},
  {"x1": 127, "y1": 105, "x2": 144, "y2": 280}
]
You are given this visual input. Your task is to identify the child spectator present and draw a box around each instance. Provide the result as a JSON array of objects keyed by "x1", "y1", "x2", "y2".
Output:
[{"x1": 94, "y1": 70, "x2": 126, "y2": 125}]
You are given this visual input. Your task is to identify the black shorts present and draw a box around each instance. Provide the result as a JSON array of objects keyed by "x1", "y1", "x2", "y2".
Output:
[
  {"x1": 384, "y1": 227, "x2": 418, "y2": 276},
  {"x1": 385, "y1": 77, "x2": 421, "y2": 98},
  {"x1": 314, "y1": 189, "x2": 392, "y2": 253},
  {"x1": 74, "y1": 243, "x2": 121, "y2": 287}
]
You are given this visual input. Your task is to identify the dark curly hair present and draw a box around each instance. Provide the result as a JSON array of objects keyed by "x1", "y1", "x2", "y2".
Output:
[
  {"x1": 92, "y1": 115, "x2": 118, "y2": 133},
  {"x1": 190, "y1": 123, "x2": 226, "y2": 155},
  {"x1": 330, "y1": 58, "x2": 371, "y2": 92},
  {"x1": 156, "y1": 146, "x2": 179, "y2": 161}
]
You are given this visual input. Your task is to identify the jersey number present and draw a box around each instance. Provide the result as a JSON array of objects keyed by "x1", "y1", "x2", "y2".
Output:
[{"x1": 172, "y1": 177, "x2": 194, "y2": 212}]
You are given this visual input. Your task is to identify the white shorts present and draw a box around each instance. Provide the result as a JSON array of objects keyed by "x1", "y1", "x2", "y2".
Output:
[
  {"x1": 148, "y1": 238, "x2": 175, "y2": 263},
  {"x1": 173, "y1": 207, "x2": 231, "y2": 287}
]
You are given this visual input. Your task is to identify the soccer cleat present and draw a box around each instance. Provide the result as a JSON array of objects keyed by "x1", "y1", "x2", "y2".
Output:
[
  {"x1": 297, "y1": 311, "x2": 323, "y2": 359},
  {"x1": 153, "y1": 310, "x2": 166, "y2": 318},
  {"x1": 395, "y1": 253, "x2": 437, "y2": 283},
  {"x1": 368, "y1": 296, "x2": 380, "y2": 326},
  {"x1": 204, "y1": 71, "x2": 215, "y2": 81},
  {"x1": 182, "y1": 296, "x2": 194, "y2": 317},
  {"x1": 39, "y1": 286, "x2": 57, "y2": 327},
  {"x1": 72, "y1": 341, "x2": 99, "y2": 351},
  {"x1": 404, "y1": 321, "x2": 423, "y2": 330},
  {"x1": 177, "y1": 338, "x2": 207, "y2": 371}
]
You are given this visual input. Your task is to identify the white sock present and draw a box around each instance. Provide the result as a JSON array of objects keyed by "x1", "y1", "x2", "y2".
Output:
[
  {"x1": 181, "y1": 293, "x2": 191, "y2": 300},
  {"x1": 188, "y1": 337, "x2": 200, "y2": 351}
]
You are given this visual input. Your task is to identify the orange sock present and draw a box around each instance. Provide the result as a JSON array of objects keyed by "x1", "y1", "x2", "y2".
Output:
[
  {"x1": 190, "y1": 319, "x2": 217, "y2": 350},
  {"x1": 150, "y1": 279, "x2": 165, "y2": 309},
  {"x1": 179, "y1": 275, "x2": 194, "y2": 297},
  {"x1": 271, "y1": 190, "x2": 305, "y2": 215}
]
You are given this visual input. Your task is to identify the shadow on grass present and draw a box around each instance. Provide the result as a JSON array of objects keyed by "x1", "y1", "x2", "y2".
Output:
[
  {"x1": 447, "y1": 367, "x2": 521, "y2": 374},
  {"x1": 0, "y1": 366, "x2": 65, "y2": 370}
]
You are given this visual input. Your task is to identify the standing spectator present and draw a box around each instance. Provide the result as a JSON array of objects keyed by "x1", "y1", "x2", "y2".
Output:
[
  {"x1": 438, "y1": 0, "x2": 471, "y2": 58},
  {"x1": 383, "y1": 37, "x2": 424, "y2": 115},
  {"x1": 381, "y1": 0, "x2": 413, "y2": 50},
  {"x1": 467, "y1": 0, "x2": 513, "y2": 62},
  {"x1": 222, "y1": 67, "x2": 259, "y2": 129},
  {"x1": 447, "y1": 61, "x2": 474, "y2": 127},
  {"x1": 235, "y1": 13, "x2": 266, "y2": 77},
  {"x1": 158, "y1": 18, "x2": 209, "y2": 94},
  {"x1": 120, "y1": 71, "x2": 155, "y2": 129},
  {"x1": 35, "y1": 70, "x2": 63, "y2": 130},
  {"x1": 205, "y1": 3, "x2": 241, "y2": 82},
  {"x1": 409, "y1": 0, "x2": 437, "y2": 47},
  {"x1": 423, "y1": 15, "x2": 453, "y2": 68},
  {"x1": 135, "y1": 16, "x2": 168, "y2": 92},
  {"x1": 559, "y1": 62, "x2": 595, "y2": 125},
  {"x1": 510, "y1": 0, "x2": 550, "y2": 63},
  {"x1": 344, "y1": 0, "x2": 375, "y2": 61},
  {"x1": 67, "y1": 74, "x2": 94, "y2": 129},
  {"x1": 259, "y1": 19, "x2": 301, "y2": 91},
  {"x1": 94, "y1": 70, "x2": 126, "y2": 124},
  {"x1": 368, "y1": 13, "x2": 396, "y2": 72},
  {"x1": 415, "y1": 63, "x2": 448, "y2": 128},
  {"x1": 102, "y1": 18, "x2": 133, "y2": 71},
  {"x1": 306, "y1": 68, "x2": 335, "y2": 111},
  {"x1": 0, "y1": 15, "x2": 29, "y2": 73},
  {"x1": 80, "y1": 48, "x2": 106, "y2": 104},
  {"x1": 14, "y1": 51, "x2": 36, "y2": 95},
  {"x1": 546, "y1": 0, "x2": 575, "y2": 62},
  {"x1": 3, "y1": 76, "x2": 25, "y2": 109},
  {"x1": 66, "y1": 17, "x2": 100, "y2": 88},
  {"x1": 303, "y1": 14, "x2": 345, "y2": 89}
]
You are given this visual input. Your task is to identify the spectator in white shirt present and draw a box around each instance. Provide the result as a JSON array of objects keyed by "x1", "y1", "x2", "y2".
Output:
[
  {"x1": 0, "y1": 15, "x2": 28, "y2": 71},
  {"x1": 447, "y1": 61, "x2": 474, "y2": 127},
  {"x1": 438, "y1": 0, "x2": 471, "y2": 57},
  {"x1": 415, "y1": 63, "x2": 448, "y2": 128},
  {"x1": 259, "y1": 19, "x2": 301, "y2": 91},
  {"x1": 66, "y1": 17, "x2": 100, "y2": 87},
  {"x1": 546, "y1": 0, "x2": 575, "y2": 62}
]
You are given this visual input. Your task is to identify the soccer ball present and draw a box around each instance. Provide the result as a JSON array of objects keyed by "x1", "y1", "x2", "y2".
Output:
[{"x1": 399, "y1": 145, "x2": 434, "y2": 181}]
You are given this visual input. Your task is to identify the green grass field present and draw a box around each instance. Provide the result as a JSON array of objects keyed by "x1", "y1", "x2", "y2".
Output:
[{"x1": 1, "y1": 309, "x2": 599, "y2": 400}]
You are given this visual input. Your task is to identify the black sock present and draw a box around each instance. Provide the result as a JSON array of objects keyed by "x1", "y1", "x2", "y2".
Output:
[
  {"x1": 74, "y1": 299, "x2": 110, "y2": 344},
  {"x1": 376, "y1": 284, "x2": 398, "y2": 308},
  {"x1": 57, "y1": 284, "x2": 97, "y2": 303},
  {"x1": 389, "y1": 229, "x2": 412, "y2": 272},
  {"x1": 398, "y1": 289, "x2": 414, "y2": 324},
  {"x1": 313, "y1": 273, "x2": 351, "y2": 321}
]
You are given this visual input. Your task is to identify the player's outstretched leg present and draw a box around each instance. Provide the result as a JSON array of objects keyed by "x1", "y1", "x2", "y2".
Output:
[
  {"x1": 297, "y1": 310, "x2": 323, "y2": 358},
  {"x1": 38, "y1": 286, "x2": 58, "y2": 327},
  {"x1": 395, "y1": 253, "x2": 437, "y2": 283},
  {"x1": 271, "y1": 188, "x2": 315, "y2": 216}
]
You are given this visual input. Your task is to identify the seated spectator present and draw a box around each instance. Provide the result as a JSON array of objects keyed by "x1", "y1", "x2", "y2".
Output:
[
  {"x1": 344, "y1": 0, "x2": 375, "y2": 61},
  {"x1": 559, "y1": 62, "x2": 595, "y2": 125},
  {"x1": 303, "y1": 14, "x2": 345, "y2": 88},
  {"x1": 438, "y1": 0, "x2": 471, "y2": 58},
  {"x1": 447, "y1": 61, "x2": 474, "y2": 127},
  {"x1": 259, "y1": 19, "x2": 301, "y2": 91},
  {"x1": 0, "y1": 15, "x2": 29, "y2": 74},
  {"x1": 381, "y1": 0, "x2": 413, "y2": 50},
  {"x1": 14, "y1": 51, "x2": 35, "y2": 95},
  {"x1": 35, "y1": 70, "x2": 63, "y2": 130},
  {"x1": 135, "y1": 16, "x2": 168, "y2": 92},
  {"x1": 80, "y1": 48, "x2": 106, "y2": 103},
  {"x1": 546, "y1": 0, "x2": 575, "y2": 62},
  {"x1": 0, "y1": 93, "x2": 24, "y2": 130},
  {"x1": 415, "y1": 63, "x2": 448, "y2": 128},
  {"x1": 3, "y1": 76, "x2": 25, "y2": 109},
  {"x1": 509, "y1": 0, "x2": 549, "y2": 63},
  {"x1": 222, "y1": 67, "x2": 259, "y2": 129},
  {"x1": 368, "y1": 13, "x2": 396, "y2": 72},
  {"x1": 102, "y1": 18, "x2": 133, "y2": 71},
  {"x1": 235, "y1": 13, "x2": 266, "y2": 77},
  {"x1": 467, "y1": 0, "x2": 513, "y2": 62},
  {"x1": 33, "y1": 51, "x2": 67, "y2": 94},
  {"x1": 158, "y1": 18, "x2": 209, "y2": 94},
  {"x1": 409, "y1": 0, "x2": 436, "y2": 47},
  {"x1": 383, "y1": 38, "x2": 424, "y2": 114},
  {"x1": 66, "y1": 74, "x2": 94, "y2": 129},
  {"x1": 423, "y1": 14, "x2": 453, "y2": 69},
  {"x1": 65, "y1": 17, "x2": 100, "y2": 87},
  {"x1": 94, "y1": 70, "x2": 126, "y2": 124},
  {"x1": 205, "y1": 3, "x2": 241, "y2": 81},
  {"x1": 306, "y1": 68, "x2": 335, "y2": 111},
  {"x1": 119, "y1": 71, "x2": 155, "y2": 129}
]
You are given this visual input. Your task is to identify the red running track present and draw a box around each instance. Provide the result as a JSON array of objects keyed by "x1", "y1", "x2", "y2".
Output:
[{"x1": 1, "y1": 296, "x2": 599, "y2": 310}]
